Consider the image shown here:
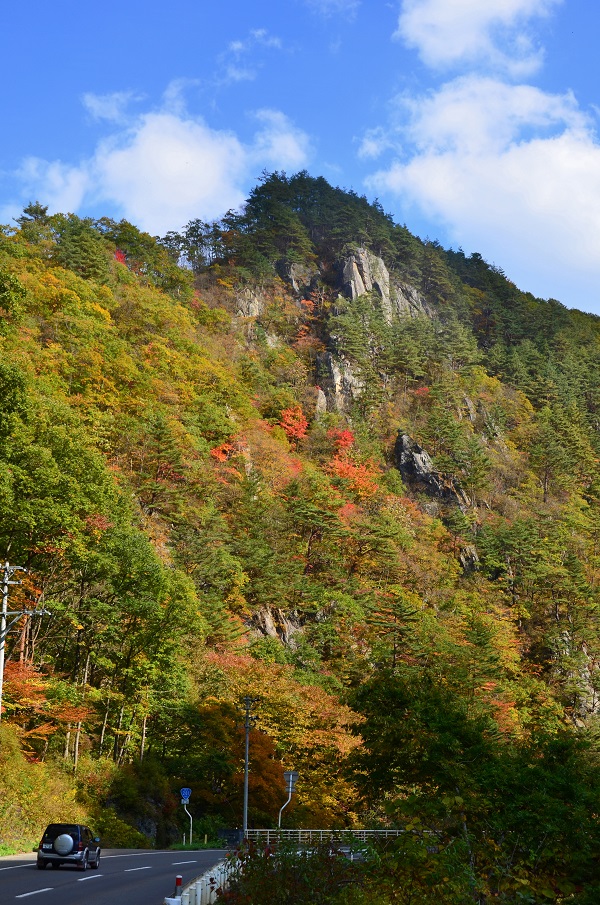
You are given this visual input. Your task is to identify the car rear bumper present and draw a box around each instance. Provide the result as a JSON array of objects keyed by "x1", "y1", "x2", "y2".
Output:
[{"x1": 37, "y1": 850, "x2": 86, "y2": 864}]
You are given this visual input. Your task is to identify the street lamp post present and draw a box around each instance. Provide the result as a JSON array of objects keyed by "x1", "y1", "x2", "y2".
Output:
[
  {"x1": 242, "y1": 696, "x2": 257, "y2": 837},
  {"x1": 278, "y1": 770, "x2": 299, "y2": 829}
]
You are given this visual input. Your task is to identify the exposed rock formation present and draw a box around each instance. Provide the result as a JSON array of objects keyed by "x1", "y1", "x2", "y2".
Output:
[
  {"x1": 393, "y1": 281, "x2": 433, "y2": 319},
  {"x1": 235, "y1": 287, "x2": 265, "y2": 318},
  {"x1": 252, "y1": 606, "x2": 301, "y2": 647},
  {"x1": 342, "y1": 248, "x2": 389, "y2": 306},
  {"x1": 341, "y1": 248, "x2": 431, "y2": 323},
  {"x1": 315, "y1": 387, "x2": 328, "y2": 416},
  {"x1": 317, "y1": 351, "x2": 365, "y2": 412},
  {"x1": 395, "y1": 432, "x2": 470, "y2": 510},
  {"x1": 276, "y1": 260, "x2": 319, "y2": 293}
]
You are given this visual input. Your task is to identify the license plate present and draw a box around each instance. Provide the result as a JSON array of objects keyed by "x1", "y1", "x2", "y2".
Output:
[{"x1": 42, "y1": 844, "x2": 52, "y2": 850}]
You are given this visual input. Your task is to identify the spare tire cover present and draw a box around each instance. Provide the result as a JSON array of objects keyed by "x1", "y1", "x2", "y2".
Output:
[{"x1": 53, "y1": 834, "x2": 74, "y2": 855}]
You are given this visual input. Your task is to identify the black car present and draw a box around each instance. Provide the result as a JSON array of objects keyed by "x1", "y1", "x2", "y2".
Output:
[{"x1": 37, "y1": 823, "x2": 101, "y2": 871}]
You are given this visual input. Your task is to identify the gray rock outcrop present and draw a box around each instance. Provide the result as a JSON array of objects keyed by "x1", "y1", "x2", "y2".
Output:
[
  {"x1": 341, "y1": 248, "x2": 431, "y2": 323},
  {"x1": 276, "y1": 260, "x2": 319, "y2": 293},
  {"x1": 317, "y1": 352, "x2": 365, "y2": 412},
  {"x1": 252, "y1": 606, "x2": 300, "y2": 647},
  {"x1": 235, "y1": 287, "x2": 265, "y2": 318},
  {"x1": 395, "y1": 432, "x2": 470, "y2": 510}
]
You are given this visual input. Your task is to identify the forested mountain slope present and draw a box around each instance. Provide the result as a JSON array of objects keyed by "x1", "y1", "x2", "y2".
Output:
[{"x1": 1, "y1": 174, "x2": 600, "y2": 900}]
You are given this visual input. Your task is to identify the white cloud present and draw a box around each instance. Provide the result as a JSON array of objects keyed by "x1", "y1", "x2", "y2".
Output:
[
  {"x1": 83, "y1": 91, "x2": 140, "y2": 123},
  {"x1": 15, "y1": 157, "x2": 89, "y2": 214},
  {"x1": 251, "y1": 109, "x2": 313, "y2": 170},
  {"x1": 218, "y1": 28, "x2": 283, "y2": 85},
  {"x1": 93, "y1": 113, "x2": 248, "y2": 232},
  {"x1": 368, "y1": 76, "x2": 600, "y2": 307},
  {"x1": 397, "y1": 0, "x2": 562, "y2": 75},
  {"x1": 357, "y1": 126, "x2": 398, "y2": 160},
  {"x1": 6, "y1": 103, "x2": 312, "y2": 234}
]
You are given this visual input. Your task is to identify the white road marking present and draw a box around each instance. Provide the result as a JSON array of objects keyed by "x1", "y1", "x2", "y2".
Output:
[
  {"x1": 0, "y1": 865, "x2": 36, "y2": 873},
  {"x1": 124, "y1": 866, "x2": 152, "y2": 872},
  {"x1": 99, "y1": 849, "x2": 225, "y2": 860},
  {"x1": 15, "y1": 890, "x2": 54, "y2": 898},
  {"x1": 77, "y1": 874, "x2": 103, "y2": 881},
  {"x1": 172, "y1": 860, "x2": 197, "y2": 865}
]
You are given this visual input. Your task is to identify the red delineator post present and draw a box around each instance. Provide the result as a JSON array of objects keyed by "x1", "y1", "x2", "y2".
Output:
[{"x1": 174, "y1": 874, "x2": 183, "y2": 896}]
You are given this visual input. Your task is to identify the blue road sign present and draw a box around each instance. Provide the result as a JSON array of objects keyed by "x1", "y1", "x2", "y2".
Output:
[{"x1": 180, "y1": 787, "x2": 192, "y2": 801}]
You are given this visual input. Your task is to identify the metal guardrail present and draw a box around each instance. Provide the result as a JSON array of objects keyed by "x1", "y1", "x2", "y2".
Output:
[
  {"x1": 164, "y1": 858, "x2": 234, "y2": 905},
  {"x1": 245, "y1": 829, "x2": 404, "y2": 845}
]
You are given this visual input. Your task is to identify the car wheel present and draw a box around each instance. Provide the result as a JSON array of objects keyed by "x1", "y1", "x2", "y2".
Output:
[
  {"x1": 90, "y1": 852, "x2": 100, "y2": 869},
  {"x1": 36, "y1": 861, "x2": 46, "y2": 870},
  {"x1": 79, "y1": 853, "x2": 88, "y2": 871}
]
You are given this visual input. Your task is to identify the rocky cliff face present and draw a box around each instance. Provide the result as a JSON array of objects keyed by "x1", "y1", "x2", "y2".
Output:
[
  {"x1": 276, "y1": 260, "x2": 320, "y2": 293},
  {"x1": 395, "y1": 432, "x2": 470, "y2": 511},
  {"x1": 251, "y1": 605, "x2": 301, "y2": 646},
  {"x1": 234, "y1": 246, "x2": 434, "y2": 412},
  {"x1": 341, "y1": 248, "x2": 432, "y2": 323},
  {"x1": 318, "y1": 351, "x2": 366, "y2": 413},
  {"x1": 235, "y1": 286, "x2": 267, "y2": 318}
]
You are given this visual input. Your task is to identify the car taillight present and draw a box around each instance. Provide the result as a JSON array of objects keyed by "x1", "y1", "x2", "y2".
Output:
[{"x1": 78, "y1": 841, "x2": 85, "y2": 851}]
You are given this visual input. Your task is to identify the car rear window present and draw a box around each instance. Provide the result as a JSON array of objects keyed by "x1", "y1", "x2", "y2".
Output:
[{"x1": 42, "y1": 825, "x2": 79, "y2": 841}]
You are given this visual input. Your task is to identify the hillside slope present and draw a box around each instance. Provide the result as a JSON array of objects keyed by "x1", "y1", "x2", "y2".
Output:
[{"x1": 1, "y1": 176, "x2": 600, "y2": 898}]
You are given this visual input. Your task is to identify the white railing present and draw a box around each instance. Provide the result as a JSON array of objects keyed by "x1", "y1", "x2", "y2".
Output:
[
  {"x1": 244, "y1": 828, "x2": 404, "y2": 845},
  {"x1": 164, "y1": 857, "x2": 235, "y2": 905}
]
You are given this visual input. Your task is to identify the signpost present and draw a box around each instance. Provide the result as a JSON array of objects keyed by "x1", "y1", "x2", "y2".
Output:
[
  {"x1": 278, "y1": 770, "x2": 299, "y2": 828},
  {"x1": 180, "y1": 788, "x2": 192, "y2": 846}
]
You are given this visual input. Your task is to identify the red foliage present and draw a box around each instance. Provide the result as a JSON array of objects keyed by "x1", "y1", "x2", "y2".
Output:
[
  {"x1": 327, "y1": 428, "x2": 355, "y2": 452},
  {"x1": 279, "y1": 406, "x2": 308, "y2": 443},
  {"x1": 338, "y1": 502, "x2": 359, "y2": 523},
  {"x1": 156, "y1": 462, "x2": 185, "y2": 482},
  {"x1": 85, "y1": 514, "x2": 114, "y2": 532},
  {"x1": 114, "y1": 249, "x2": 127, "y2": 265}
]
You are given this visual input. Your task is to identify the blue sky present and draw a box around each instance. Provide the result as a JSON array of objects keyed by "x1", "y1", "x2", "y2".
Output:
[{"x1": 3, "y1": 1, "x2": 600, "y2": 314}]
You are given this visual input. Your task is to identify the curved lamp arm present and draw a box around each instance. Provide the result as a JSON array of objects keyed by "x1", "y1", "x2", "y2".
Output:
[
  {"x1": 278, "y1": 790, "x2": 293, "y2": 828},
  {"x1": 278, "y1": 770, "x2": 299, "y2": 829}
]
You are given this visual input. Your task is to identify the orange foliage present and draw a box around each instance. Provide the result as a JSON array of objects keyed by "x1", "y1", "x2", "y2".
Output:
[
  {"x1": 4, "y1": 663, "x2": 92, "y2": 737},
  {"x1": 85, "y1": 514, "x2": 114, "y2": 534},
  {"x1": 210, "y1": 442, "x2": 235, "y2": 462},
  {"x1": 279, "y1": 406, "x2": 308, "y2": 443},
  {"x1": 197, "y1": 661, "x2": 362, "y2": 823},
  {"x1": 329, "y1": 455, "x2": 379, "y2": 498},
  {"x1": 338, "y1": 502, "x2": 360, "y2": 524}
]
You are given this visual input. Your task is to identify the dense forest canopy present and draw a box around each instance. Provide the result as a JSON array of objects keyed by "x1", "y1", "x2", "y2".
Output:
[{"x1": 2, "y1": 172, "x2": 600, "y2": 901}]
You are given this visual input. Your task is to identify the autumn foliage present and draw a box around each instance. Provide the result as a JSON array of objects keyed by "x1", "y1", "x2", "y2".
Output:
[
  {"x1": 3, "y1": 178, "x2": 600, "y2": 896},
  {"x1": 279, "y1": 406, "x2": 308, "y2": 443}
]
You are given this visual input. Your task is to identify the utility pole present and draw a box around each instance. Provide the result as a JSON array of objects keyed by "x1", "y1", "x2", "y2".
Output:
[
  {"x1": 0, "y1": 562, "x2": 48, "y2": 722},
  {"x1": 242, "y1": 696, "x2": 257, "y2": 837},
  {"x1": 0, "y1": 562, "x2": 26, "y2": 722}
]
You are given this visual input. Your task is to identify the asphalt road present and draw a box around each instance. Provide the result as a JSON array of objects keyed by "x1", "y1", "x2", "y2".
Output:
[{"x1": 0, "y1": 848, "x2": 228, "y2": 905}]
